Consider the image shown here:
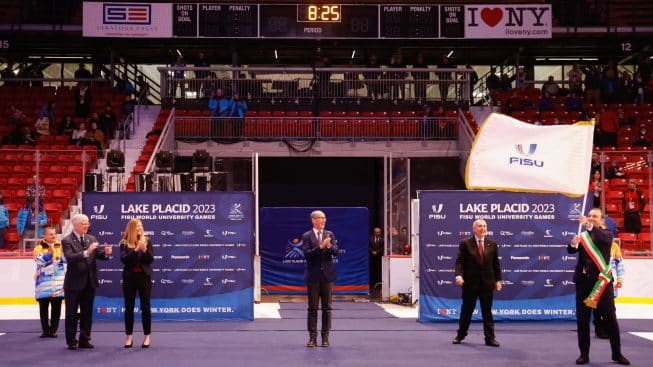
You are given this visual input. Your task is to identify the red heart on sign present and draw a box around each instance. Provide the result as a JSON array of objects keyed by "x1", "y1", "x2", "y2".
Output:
[{"x1": 481, "y1": 8, "x2": 503, "y2": 27}]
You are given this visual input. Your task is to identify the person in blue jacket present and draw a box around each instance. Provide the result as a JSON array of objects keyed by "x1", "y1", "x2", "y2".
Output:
[{"x1": 17, "y1": 200, "x2": 48, "y2": 250}]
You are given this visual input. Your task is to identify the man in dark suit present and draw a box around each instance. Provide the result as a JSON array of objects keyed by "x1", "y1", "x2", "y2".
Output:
[
  {"x1": 452, "y1": 219, "x2": 502, "y2": 347},
  {"x1": 301, "y1": 210, "x2": 338, "y2": 348},
  {"x1": 62, "y1": 213, "x2": 112, "y2": 350},
  {"x1": 568, "y1": 208, "x2": 630, "y2": 365},
  {"x1": 368, "y1": 227, "x2": 384, "y2": 297}
]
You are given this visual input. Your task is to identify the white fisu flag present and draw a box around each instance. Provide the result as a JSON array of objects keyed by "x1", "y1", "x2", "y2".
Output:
[{"x1": 465, "y1": 113, "x2": 594, "y2": 196}]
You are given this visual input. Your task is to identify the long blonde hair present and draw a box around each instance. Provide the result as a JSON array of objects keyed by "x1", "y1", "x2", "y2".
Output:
[{"x1": 121, "y1": 218, "x2": 147, "y2": 248}]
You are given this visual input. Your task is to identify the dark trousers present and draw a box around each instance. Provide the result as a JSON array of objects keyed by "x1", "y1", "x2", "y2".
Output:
[
  {"x1": 123, "y1": 272, "x2": 152, "y2": 335},
  {"x1": 576, "y1": 279, "x2": 622, "y2": 357},
  {"x1": 307, "y1": 280, "x2": 333, "y2": 339},
  {"x1": 369, "y1": 255, "x2": 382, "y2": 292},
  {"x1": 38, "y1": 297, "x2": 62, "y2": 334},
  {"x1": 64, "y1": 286, "x2": 95, "y2": 345},
  {"x1": 623, "y1": 211, "x2": 642, "y2": 234},
  {"x1": 456, "y1": 286, "x2": 495, "y2": 340}
]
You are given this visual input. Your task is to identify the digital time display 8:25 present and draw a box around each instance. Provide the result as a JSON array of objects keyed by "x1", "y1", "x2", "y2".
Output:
[{"x1": 297, "y1": 5, "x2": 341, "y2": 22}]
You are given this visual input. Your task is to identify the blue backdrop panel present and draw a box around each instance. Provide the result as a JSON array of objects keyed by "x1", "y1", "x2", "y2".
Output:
[
  {"x1": 418, "y1": 191, "x2": 590, "y2": 322},
  {"x1": 83, "y1": 192, "x2": 254, "y2": 321},
  {"x1": 260, "y1": 207, "x2": 368, "y2": 294}
]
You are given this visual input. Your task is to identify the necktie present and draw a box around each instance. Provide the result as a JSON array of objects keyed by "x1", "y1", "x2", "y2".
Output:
[
  {"x1": 80, "y1": 235, "x2": 84, "y2": 246},
  {"x1": 478, "y1": 239, "x2": 484, "y2": 264},
  {"x1": 317, "y1": 231, "x2": 322, "y2": 244}
]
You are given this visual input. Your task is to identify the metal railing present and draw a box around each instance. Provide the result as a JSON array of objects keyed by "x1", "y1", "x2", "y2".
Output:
[
  {"x1": 158, "y1": 66, "x2": 473, "y2": 106},
  {"x1": 173, "y1": 115, "x2": 459, "y2": 142}
]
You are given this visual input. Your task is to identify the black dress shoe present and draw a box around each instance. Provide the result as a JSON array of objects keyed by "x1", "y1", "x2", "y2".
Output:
[
  {"x1": 485, "y1": 339, "x2": 500, "y2": 347},
  {"x1": 124, "y1": 341, "x2": 133, "y2": 348},
  {"x1": 48, "y1": 332, "x2": 58, "y2": 338},
  {"x1": 78, "y1": 342, "x2": 94, "y2": 349},
  {"x1": 575, "y1": 355, "x2": 589, "y2": 364},
  {"x1": 67, "y1": 343, "x2": 78, "y2": 350},
  {"x1": 321, "y1": 337, "x2": 330, "y2": 347},
  {"x1": 612, "y1": 355, "x2": 631, "y2": 365},
  {"x1": 141, "y1": 342, "x2": 150, "y2": 349},
  {"x1": 306, "y1": 339, "x2": 317, "y2": 348},
  {"x1": 452, "y1": 336, "x2": 464, "y2": 344}
]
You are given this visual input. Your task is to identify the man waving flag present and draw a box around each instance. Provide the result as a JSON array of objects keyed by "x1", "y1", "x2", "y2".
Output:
[{"x1": 465, "y1": 113, "x2": 594, "y2": 196}]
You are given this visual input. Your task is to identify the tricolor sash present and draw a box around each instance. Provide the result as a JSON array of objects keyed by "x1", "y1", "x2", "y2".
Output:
[{"x1": 578, "y1": 231, "x2": 613, "y2": 308}]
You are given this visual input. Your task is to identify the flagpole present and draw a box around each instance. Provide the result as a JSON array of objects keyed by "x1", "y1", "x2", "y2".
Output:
[{"x1": 577, "y1": 188, "x2": 590, "y2": 235}]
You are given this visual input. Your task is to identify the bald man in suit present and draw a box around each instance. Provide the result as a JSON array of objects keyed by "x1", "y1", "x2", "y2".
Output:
[{"x1": 452, "y1": 219, "x2": 502, "y2": 347}]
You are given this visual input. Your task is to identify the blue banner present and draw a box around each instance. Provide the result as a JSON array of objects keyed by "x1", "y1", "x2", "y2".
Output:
[
  {"x1": 418, "y1": 191, "x2": 590, "y2": 322},
  {"x1": 260, "y1": 207, "x2": 368, "y2": 294},
  {"x1": 83, "y1": 192, "x2": 254, "y2": 321}
]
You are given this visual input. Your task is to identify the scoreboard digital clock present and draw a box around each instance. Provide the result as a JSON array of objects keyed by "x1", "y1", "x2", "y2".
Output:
[{"x1": 172, "y1": 3, "x2": 465, "y2": 39}]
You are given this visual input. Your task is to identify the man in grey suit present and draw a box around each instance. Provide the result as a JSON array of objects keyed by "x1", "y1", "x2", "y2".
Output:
[
  {"x1": 62, "y1": 213, "x2": 112, "y2": 350},
  {"x1": 452, "y1": 218, "x2": 502, "y2": 347},
  {"x1": 301, "y1": 210, "x2": 338, "y2": 348}
]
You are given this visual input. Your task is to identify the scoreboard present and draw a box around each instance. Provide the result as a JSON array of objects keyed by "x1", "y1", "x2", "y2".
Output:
[{"x1": 172, "y1": 3, "x2": 466, "y2": 39}]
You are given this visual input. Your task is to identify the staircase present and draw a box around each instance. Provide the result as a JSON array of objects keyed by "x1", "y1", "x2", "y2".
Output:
[{"x1": 96, "y1": 105, "x2": 161, "y2": 185}]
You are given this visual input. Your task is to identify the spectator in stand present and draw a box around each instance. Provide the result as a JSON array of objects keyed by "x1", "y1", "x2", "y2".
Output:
[
  {"x1": 74, "y1": 63, "x2": 92, "y2": 80},
  {"x1": 0, "y1": 191, "x2": 8, "y2": 250},
  {"x1": 115, "y1": 74, "x2": 136, "y2": 96},
  {"x1": 363, "y1": 54, "x2": 384, "y2": 100},
  {"x1": 601, "y1": 68, "x2": 618, "y2": 104},
  {"x1": 37, "y1": 101, "x2": 56, "y2": 130},
  {"x1": 589, "y1": 170, "x2": 607, "y2": 208},
  {"x1": 519, "y1": 93, "x2": 535, "y2": 111},
  {"x1": 33, "y1": 226, "x2": 66, "y2": 338},
  {"x1": 633, "y1": 125, "x2": 651, "y2": 147},
  {"x1": 229, "y1": 92, "x2": 247, "y2": 139},
  {"x1": 172, "y1": 54, "x2": 186, "y2": 99},
  {"x1": 9, "y1": 104, "x2": 27, "y2": 126},
  {"x1": 208, "y1": 87, "x2": 230, "y2": 117},
  {"x1": 194, "y1": 51, "x2": 210, "y2": 96},
  {"x1": 633, "y1": 70, "x2": 646, "y2": 105},
  {"x1": 436, "y1": 54, "x2": 453, "y2": 102},
  {"x1": 541, "y1": 75, "x2": 560, "y2": 97},
  {"x1": 30, "y1": 66, "x2": 44, "y2": 87},
  {"x1": 82, "y1": 120, "x2": 106, "y2": 157},
  {"x1": 135, "y1": 75, "x2": 150, "y2": 105},
  {"x1": 466, "y1": 64, "x2": 479, "y2": 103},
  {"x1": 606, "y1": 160, "x2": 625, "y2": 180},
  {"x1": 583, "y1": 65, "x2": 602, "y2": 105},
  {"x1": 400, "y1": 227, "x2": 411, "y2": 255},
  {"x1": 412, "y1": 52, "x2": 428, "y2": 103},
  {"x1": 486, "y1": 67, "x2": 501, "y2": 105},
  {"x1": 565, "y1": 92, "x2": 583, "y2": 112},
  {"x1": 16, "y1": 200, "x2": 48, "y2": 250},
  {"x1": 58, "y1": 115, "x2": 75, "y2": 137},
  {"x1": 1, "y1": 62, "x2": 17, "y2": 86},
  {"x1": 70, "y1": 121, "x2": 87, "y2": 146},
  {"x1": 73, "y1": 82, "x2": 92, "y2": 118},
  {"x1": 98, "y1": 104, "x2": 117, "y2": 141},
  {"x1": 538, "y1": 91, "x2": 555, "y2": 112},
  {"x1": 597, "y1": 107, "x2": 619, "y2": 148},
  {"x1": 499, "y1": 73, "x2": 514, "y2": 92},
  {"x1": 389, "y1": 54, "x2": 407, "y2": 100},
  {"x1": 590, "y1": 153, "x2": 601, "y2": 175},
  {"x1": 617, "y1": 71, "x2": 635, "y2": 104},
  {"x1": 26, "y1": 176, "x2": 46, "y2": 203},
  {"x1": 368, "y1": 227, "x2": 384, "y2": 296},
  {"x1": 9, "y1": 125, "x2": 37, "y2": 146},
  {"x1": 34, "y1": 115, "x2": 52, "y2": 137},
  {"x1": 623, "y1": 179, "x2": 645, "y2": 234},
  {"x1": 568, "y1": 63, "x2": 584, "y2": 95}
]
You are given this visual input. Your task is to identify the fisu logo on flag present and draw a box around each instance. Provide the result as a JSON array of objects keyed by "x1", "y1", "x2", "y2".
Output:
[
  {"x1": 514, "y1": 144, "x2": 537, "y2": 156},
  {"x1": 103, "y1": 4, "x2": 151, "y2": 24}
]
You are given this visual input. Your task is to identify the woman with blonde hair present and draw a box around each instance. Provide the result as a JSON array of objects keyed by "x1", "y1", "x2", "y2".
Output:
[{"x1": 120, "y1": 218, "x2": 154, "y2": 348}]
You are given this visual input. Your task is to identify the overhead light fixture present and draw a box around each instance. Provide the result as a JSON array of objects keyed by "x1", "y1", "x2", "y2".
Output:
[
  {"x1": 28, "y1": 55, "x2": 85, "y2": 60},
  {"x1": 176, "y1": 49, "x2": 182, "y2": 56},
  {"x1": 274, "y1": 49, "x2": 278, "y2": 60},
  {"x1": 447, "y1": 50, "x2": 454, "y2": 58},
  {"x1": 351, "y1": 50, "x2": 356, "y2": 59},
  {"x1": 549, "y1": 57, "x2": 581, "y2": 61}
]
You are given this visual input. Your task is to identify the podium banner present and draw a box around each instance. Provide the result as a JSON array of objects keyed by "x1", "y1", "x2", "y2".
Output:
[
  {"x1": 83, "y1": 192, "x2": 254, "y2": 321},
  {"x1": 419, "y1": 190, "x2": 590, "y2": 322},
  {"x1": 260, "y1": 207, "x2": 368, "y2": 294}
]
